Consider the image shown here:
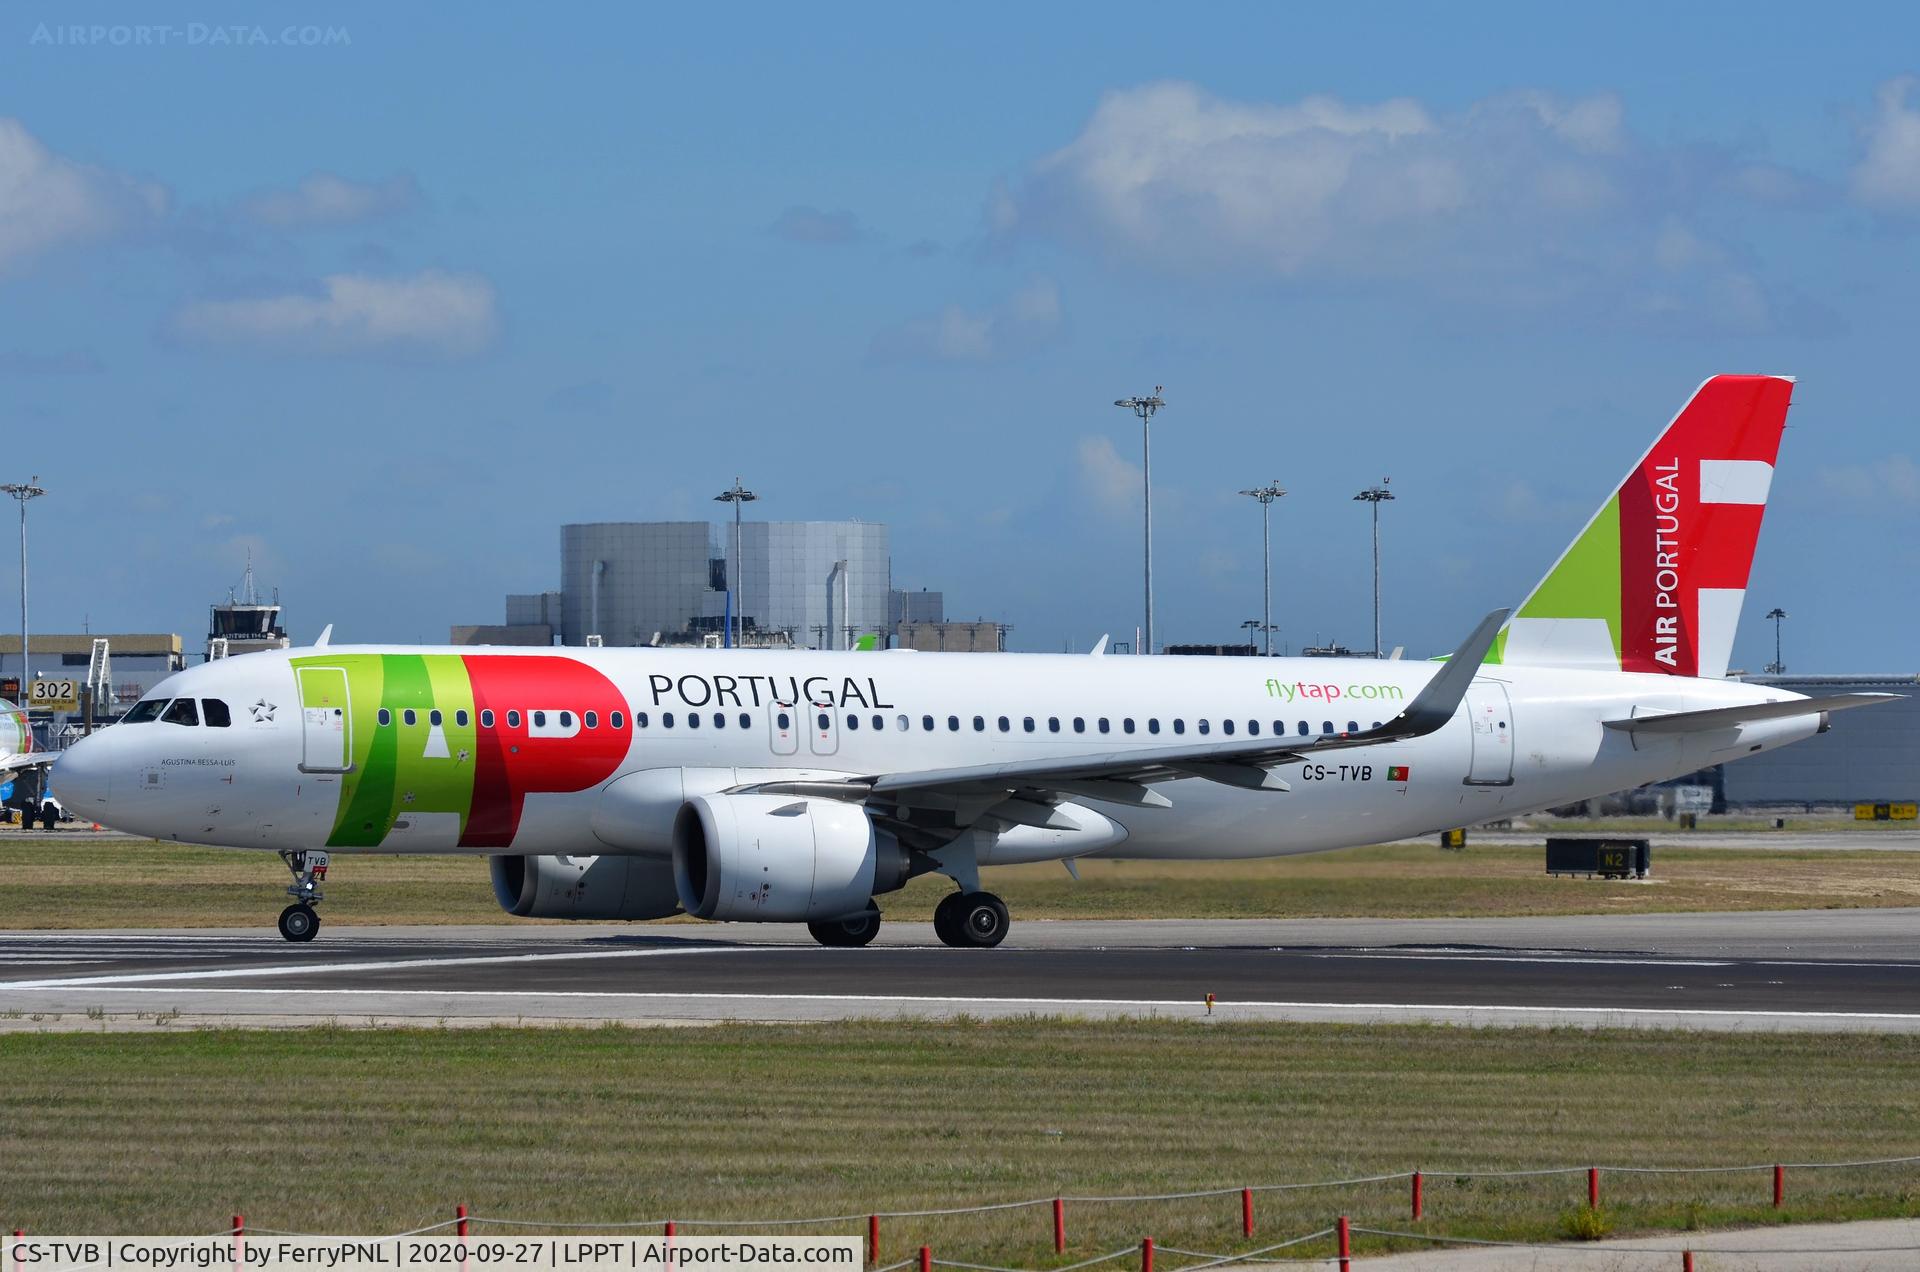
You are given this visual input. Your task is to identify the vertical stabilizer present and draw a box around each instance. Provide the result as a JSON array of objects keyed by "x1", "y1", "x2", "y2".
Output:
[{"x1": 1489, "y1": 374, "x2": 1793, "y2": 679}]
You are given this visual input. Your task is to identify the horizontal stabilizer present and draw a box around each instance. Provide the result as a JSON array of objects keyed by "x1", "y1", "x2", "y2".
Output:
[{"x1": 1602, "y1": 693, "x2": 1899, "y2": 735}]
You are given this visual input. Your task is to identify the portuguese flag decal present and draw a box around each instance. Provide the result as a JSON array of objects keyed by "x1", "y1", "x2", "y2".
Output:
[{"x1": 1387, "y1": 765, "x2": 1411, "y2": 782}]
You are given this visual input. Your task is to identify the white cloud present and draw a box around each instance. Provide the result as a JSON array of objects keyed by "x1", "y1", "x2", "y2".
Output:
[
  {"x1": 240, "y1": 171, "x2": 422, "y2": 228},
  {"x1": 1820, "y1": 455, "x2": 1920, "y2": 507},
  {"x1": 1852, "y1": 77, "x2": 1920, "y2": 211},
  {"x1": 869, "y1": 277, "x2": 1062, "y2": 362},
  {"x1": 993, "y1": 81, "x2": 1784, "y2": 329},
  {"x1": 1076, "y1": 435, "x2": 1141, "y2": 515},
  {"x1": 169, "y1": 270, "x2": 498, "y2": 357},
  {"x1": 0, "y1": 118, "x2": 166, "y2": 272}
]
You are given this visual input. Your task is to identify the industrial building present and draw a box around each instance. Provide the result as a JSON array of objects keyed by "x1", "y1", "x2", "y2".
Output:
[
  {"x1": 1718, "y1": 673, "x2": 1920, "y2": 807},
  {"x1": 0, "y1": 634, "x2": 185, "y2": 711},
  {"x1": 461, "y1": 519, "x2": 1002, "y2": 652}
]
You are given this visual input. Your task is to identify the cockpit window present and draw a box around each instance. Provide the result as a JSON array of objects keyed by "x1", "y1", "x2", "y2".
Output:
[
  {"x1": 161, "y1": 698, "x2": 200, "y2": 727},
  {"x1": 122, "y1": 699, "x2": 167, "y2": 724},
  {"x1": 202, "y1": 699, "x2": 232, "y2": 728}
]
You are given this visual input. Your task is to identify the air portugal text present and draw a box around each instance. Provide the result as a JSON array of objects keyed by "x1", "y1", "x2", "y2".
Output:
[
  {"x1": 647, "y1": 673, "x2": 895, "y2": 710},
  {"x1": 1650, "y1": 456, "x2": 1684, "y2": 667}
]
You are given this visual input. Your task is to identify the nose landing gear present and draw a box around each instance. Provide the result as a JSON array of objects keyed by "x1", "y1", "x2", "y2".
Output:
[{"x1": 276, "y1": 850, "x2": 329, "y2": 942}]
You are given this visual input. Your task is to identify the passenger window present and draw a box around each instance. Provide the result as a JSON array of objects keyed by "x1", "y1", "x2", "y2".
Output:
[
  {"x1": 687, "y1": 712, "x2": 701, "y2": 729},
  {"x1": 559, "y1": 711, "x2": 573, "y2": 728},
  {"x1": 1148, "y1": 718, "x2": 1160, "y2": 734},
  {"x1": 532, "y1": 711, "x2": 546, "y2": 728},
  {"x1": 1099, "y1": 718, "x2": 1110, "y2": 734},
  {"x1": 1248, "y1": 720, "x2": 1259, "y2": 736},
  {"x1": 1372, "y1": 721, "x2": 1382, "y2": 731},
  {"x1": 162, "y1": 698, "x2": 199, "y2": 726},
  {"x1": 923, "y1": 715, "x2": 935, "y2": 731},
  {"x1": 584, "y1": 711, "x2": 598, "y2": 729},
  {"x1": 201, "y1": 699, "x2": 232, "y2": 728},
  {"x1": 973, "y1": 715, "x2": 985, "y2": 732},
  {"x1": 1073, "y1": 717, "x2": 1086, "y2": 733},
  {"x1": 713, "y1": 712, "x2": 725, "y2": 728},
  {"x1": 873, "y1": 714, "x2": 884, "y2": 731},
  {"x1": 818, "y1": 712, "x2": 831, "y2": 731},
  {"x1": 456, "y1": 710, "x2": 470, "y2": 727},
  {"x1": 480, "y1": 709, "x2": 495, "y2": 728},
  {"x1": 1022, "y1": 717, "x2": 1035, "y2": 733},
  {"x1": 663, "y1": 712, "x2": 676, "y2": 728},
  {"x1": 1198, "y1": 720, "x2": 1210, "y2": 735},
  {"x1": 777, "y1": 711, "x2": 791, "y2": 729},
  {"x1": 948, "y1": 715, "x2": 960, "y2": 731},
  {"x1": 846, "y1": 714, "x2": 859, "y2": 730},
  {"x1": 1048, "y1": 717, "x2": 1060, "y2": 733},
  {"x1": 1322, "y1": 720, "x2": 1333, "y2": 734},
  {"x1": 378, "y1": 708, "x2": 393, "y2": 727},
  {"x1": 1222, "y1": 719, "x2": 1235, "y2": 736},
  {"x1": 1298, "y1": 721, "x2": 1309, "y2": 736},
  {"x1": 1173, "y1": 719, "x2": 1185, "y2": 735},
  {"x1": 402, "y1": 709, "x2": 417, "y2": 726},
  {"x1": 507, "y1": 710, "x2": 521, "y2": 728},
  {"x1": 1123, "y1": 718, "x2": 1135, "y2": 734},
  {"x1": 998, "y1": 716, "x2": 1010, "y2": 732},
  {"x1": 898, "y1": 714, "x2": 910, "y2": 732},
  {"x1": 430, "y1": 709, "x2": 444, "y2": 727},
  {"x1": 1348, "y1": 720, "x2": 1359, "y2": 733},
  {"x1": 613, "y1": 711, "x2": 627, "y2": 729},
  {"x1": 121, "y1": 699, "x2": 167, "y2": 724},
  {"x1": 740, "y1": 712, "x2": 751, "y2": 729}
]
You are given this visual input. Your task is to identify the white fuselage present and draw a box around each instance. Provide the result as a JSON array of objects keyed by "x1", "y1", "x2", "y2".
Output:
[{"x1": 53, "y1": 645, "x2": 1819, "y2": 861}]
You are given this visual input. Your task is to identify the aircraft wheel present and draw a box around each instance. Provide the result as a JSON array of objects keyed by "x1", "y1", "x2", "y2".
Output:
[
  {"x1": 952, "y1": 892, "x2": 1009, "y2": 949},
  {"x1": 277, "y1": 903, "x2": 321, "y2": 943},
  {"x1": 808, "y1": 904, "x2": 881, "y2": 948},
  {"x1": 932, "y1": 891, "x2": 968, "y2": 947}
]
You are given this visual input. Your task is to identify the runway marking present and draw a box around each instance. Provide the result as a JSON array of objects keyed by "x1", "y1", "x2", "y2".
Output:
[
  {"x1": 1309, "y1": 953, "x2": 1737, "y2": 967},
  {"x1": 4, "y1": 985, "x2": 1920, "y2": 1024},
  {"x1": 0, "y1": 944, "x2": 781, "y2": 991}
]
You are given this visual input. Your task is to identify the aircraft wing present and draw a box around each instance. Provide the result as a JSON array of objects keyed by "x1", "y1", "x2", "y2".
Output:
[
  {"x1": 1602, "y1": 693, "x2": 1899, "y2": 735},
  {"x1": 736, "y1": 610, "x2": 1507, "y2": 836}
]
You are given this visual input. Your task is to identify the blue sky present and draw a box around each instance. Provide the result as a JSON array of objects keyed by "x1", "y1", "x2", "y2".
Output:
[{"x1": 3, "y1": 2, "x2": 1919, "y2": 670}]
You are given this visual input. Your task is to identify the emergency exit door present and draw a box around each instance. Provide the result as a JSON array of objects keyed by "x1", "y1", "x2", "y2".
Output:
[{"x1": 1463, "y1": 681, "x2": 1514, "y2": 786}]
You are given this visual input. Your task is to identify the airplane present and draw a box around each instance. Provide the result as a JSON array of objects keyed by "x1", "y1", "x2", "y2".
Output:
[
  {"x1": 51, "y1": 374, "x2": 1893, "y2": 946},
  {"x1": 0, "y1": 699, "x2": 60, "y2": 822}
]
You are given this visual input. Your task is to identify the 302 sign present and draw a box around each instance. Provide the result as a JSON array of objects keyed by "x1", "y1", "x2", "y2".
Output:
[{"x1": 26, "y1": 678, "x2": 80, "y2": 711}]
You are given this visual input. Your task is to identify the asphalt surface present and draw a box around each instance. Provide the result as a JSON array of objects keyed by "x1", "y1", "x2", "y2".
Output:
[{"x1": 2, "y1": 908, "x2": 1918, "y2": 1032}]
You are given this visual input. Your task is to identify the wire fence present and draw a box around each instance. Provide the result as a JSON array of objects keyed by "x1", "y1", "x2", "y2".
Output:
[{"x1": 10, "y1": 1152, "x2": 1920, "y2": 1267}]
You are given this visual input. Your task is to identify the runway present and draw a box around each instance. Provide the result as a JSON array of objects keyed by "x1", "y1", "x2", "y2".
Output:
[{"x1": 2, "y1": 908, "x2": 1918, "y2": 1032}]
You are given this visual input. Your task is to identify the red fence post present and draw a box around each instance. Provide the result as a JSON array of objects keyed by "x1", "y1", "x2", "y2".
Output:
[
  {"x1": 456, "y1": 1206, "x2": 469, "y2": 1238},
  {"x1": 664, "y1": 1223, "x2": 675, "y2": 1239},
  {"x1": 231, "y1": 1216, "x2": 244, "y2": 1272},
  {"x1": 1588, "y1": 1167, "x2": 1600, "y2": 1209},
  {"x1": 1241, "y1": 1188, "x2": 1253, "y2": 1237},
  {"x1": 232, "y1": 1218, "x2": 244, "y2": 1237},
  {"x1": 1336, "y1": 1216, "x2": 1351, "y2": 1272},
  {"x1": 1140, "y1": 1237, "x2": 1153, "y2": 1272},
  {"x1": 867, "y1": 1215, "x2": 879, "y2": 1265},
  {"x1": 1773, "y1": 1164, "x2": 1785, "y2": 1209},
  {"x1": 1411, "y1": 1171, "x2": 1423, "y2": 1221},
  {"x1": 1683, "y1": 1251, "x2": 1694, "y2": 1272},
  {"x1": 15, "y1": 1230, "x2": 24, "y2": 1272},
  {"x1": 1053, "y1": 1199, "x2": 1065, "y2": 1254},
  {"x1": 917, "y1": 1246, "x2": 930, "y2": 1272}
]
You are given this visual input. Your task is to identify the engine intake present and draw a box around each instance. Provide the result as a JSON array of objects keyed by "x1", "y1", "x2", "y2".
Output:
[
  {"x1": 672, "y1": 794, "x2": 909, "y2": 922},
  {"x1": 490, "y1": 853, "x2": 682, "y2": 920}
]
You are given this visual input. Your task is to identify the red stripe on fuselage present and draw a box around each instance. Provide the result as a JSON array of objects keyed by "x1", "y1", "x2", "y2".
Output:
[{"x1": 457, "y1": 655, "x2": 631, "y2": 849}]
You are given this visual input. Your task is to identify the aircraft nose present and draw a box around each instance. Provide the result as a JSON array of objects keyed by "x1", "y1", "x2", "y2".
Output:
[{"x1": 53, "y1": 729, "x2": 115, "y2": 816}]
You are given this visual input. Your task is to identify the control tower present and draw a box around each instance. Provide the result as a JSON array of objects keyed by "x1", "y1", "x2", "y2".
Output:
[{"x1": 207, "y1": 554, "x2": 290, "y2": 660}]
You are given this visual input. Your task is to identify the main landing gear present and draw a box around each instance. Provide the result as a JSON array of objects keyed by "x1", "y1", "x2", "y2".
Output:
[
  {"x1": 933, "y1": 890, "x2": 1009, "y2": 949},
  {"x1": 277, "y1": 850, "x2": 329, "y2": 942},
  {"x1": 808, "y1": 903, "x2": 882, "y2": 948}
]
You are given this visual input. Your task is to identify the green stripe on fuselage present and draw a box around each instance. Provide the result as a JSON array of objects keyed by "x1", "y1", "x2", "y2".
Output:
[{"x1": 292, "y1": 653, "x2": 479, "y2": 848}]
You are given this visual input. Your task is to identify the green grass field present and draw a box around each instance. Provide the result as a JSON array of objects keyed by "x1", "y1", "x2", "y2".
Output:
[
  {"x1": 1, "y1": 1021, "x2": 1917, "y2": 1257},
  {"x1": 1, "y1": 835, "x2": 1916, "y2": 928}
]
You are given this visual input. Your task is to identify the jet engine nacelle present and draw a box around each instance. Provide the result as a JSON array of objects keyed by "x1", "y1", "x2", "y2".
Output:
[
  {"x1": 672, "y1": 793, "x2": 910, "y2": 922},
  {"x1": 490, "y1": 853, "x2": 682, "y2": 920}
]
